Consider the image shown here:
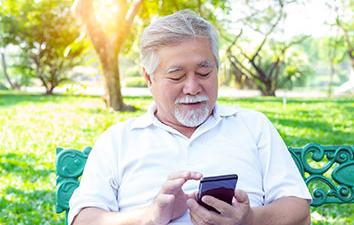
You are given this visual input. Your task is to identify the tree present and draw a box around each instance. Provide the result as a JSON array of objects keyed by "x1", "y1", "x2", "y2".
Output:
[
  {"x1": 22, "y1": 1, "x2": 88, "y2": 94},
  {"x1": 332, "y1": 0, "x2": 353, "y2": 69},
  {"x1": 0, "y1": 50, "x2": 19, "y2": 90},
  {"x1": 225, "y1": 0, "x2": 308, "y2": 96},
  {"x1": 0, "y1": 0, "x2": 88, "y2": 94},
  {"x1": 73, "y1": 0, "x2": 143, "y2": 111},
  {"x1": 0, "y1": 0, "x2": 22, "y2": 89},
  {"x1": 325, "y1": 0, "x2": 353, "y2": 95},
  {"x1": 73, "y1": 0, "x2": 231, "y2": 111},
  {"x1": 227, "y1": 33, "x2": 309, "y2": 95}
]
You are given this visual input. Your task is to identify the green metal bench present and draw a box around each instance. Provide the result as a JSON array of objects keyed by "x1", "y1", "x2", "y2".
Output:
[{"x1": 56, "y1": 143, "x2": 354, "y2": 225}]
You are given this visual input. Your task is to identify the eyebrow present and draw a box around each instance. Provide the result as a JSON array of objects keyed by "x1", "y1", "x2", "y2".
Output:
[
  {"x1": 198, "y1": 60, "x2": 212, "y2": 68},
  {"x1": 166, "y1": 60, "x2": 213, "y2": 74},
  {"x1": 166, "y1": 66, "x2": 183, "y2": 74}
]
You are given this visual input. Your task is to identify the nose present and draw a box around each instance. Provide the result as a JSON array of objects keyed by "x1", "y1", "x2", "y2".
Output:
[{"x1": 183, "y1": 74, "x2": 202, "y2": 95}]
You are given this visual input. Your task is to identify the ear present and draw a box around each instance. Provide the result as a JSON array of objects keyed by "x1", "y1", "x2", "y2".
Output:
[{"x1": 142, "y1": 67, "x2": 153, "y2": 88}]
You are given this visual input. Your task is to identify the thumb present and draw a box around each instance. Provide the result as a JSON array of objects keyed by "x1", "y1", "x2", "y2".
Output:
[{"x1": 234, "y1": 189, "x2": 249, "y2": 204}]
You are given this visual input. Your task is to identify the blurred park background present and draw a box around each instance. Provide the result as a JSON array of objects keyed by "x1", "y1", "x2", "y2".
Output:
[{"x1": 0, "y1": 0, "x2": 353, "y2": 224}]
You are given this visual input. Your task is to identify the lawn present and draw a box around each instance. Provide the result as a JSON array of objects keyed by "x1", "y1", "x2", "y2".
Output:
[{"x1": 0, "y1": 91, "x2": 353, "y2": 225}]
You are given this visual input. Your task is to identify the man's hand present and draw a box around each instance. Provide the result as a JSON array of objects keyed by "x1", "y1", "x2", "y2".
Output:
[
  {"x1": 147, "y1": 171, "x2": 202, "y2": 225},
  {"x1": 187, "y1": 189, "x2": 252, "y2": 225}
]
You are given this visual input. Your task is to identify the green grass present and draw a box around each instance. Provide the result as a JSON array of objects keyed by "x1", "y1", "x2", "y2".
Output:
[{"x1": 0, "y1": 91, "x2": 353, "y2": 225}]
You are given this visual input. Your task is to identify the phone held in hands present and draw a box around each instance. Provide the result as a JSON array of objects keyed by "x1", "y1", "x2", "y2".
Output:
[{"x1": 197, "y1": 174, "x2": 238, "y2": 213}]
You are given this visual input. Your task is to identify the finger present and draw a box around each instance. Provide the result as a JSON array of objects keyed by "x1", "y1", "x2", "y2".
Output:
[
  {"x1": 189, "y1": 209, "x2": 205, "y2": 225},
  {"x1": 189, "y1": 207, "x2": 202, "y2": 225},
  {"x1": 233, "y1": 189, "x2": 249, "y2": 204},
  {"x1": 187, "y1": 198, "x2": 204, "y2": 214},
  {"x1": 201, "y1": 195, "x2": 234, "y2": 216},
  {"x1": 187, "y1": 199, "x2": 206, "y2": 224},
  {"x1": 167, "y1": 171, "x2": 202, "y2": 180},
  {"x1": 160, "y1": 178, "x2": 186, "y2": 194},
  {"x1": 187, "y1": 198, "x2": 221, "y2": 224}
]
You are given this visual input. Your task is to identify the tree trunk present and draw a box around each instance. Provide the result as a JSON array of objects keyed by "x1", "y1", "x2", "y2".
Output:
[
  {"x1": 260, "y1": 80, "x2": 276, "y2": 96},
  {"x1": 349, "y1": 49, "x2": 354, "y2": 70},
  {"x1": 261, "y1": 90, "x2": 276, "y2": 96},
  {"x1": 1, "y1": 51, "x2": 18, "y2": 90},
  {"x1": 101, "y1": 52, "x2": 134, "y2": 111},
  {"x1": 260, "y1": 90, "x2": 276, "y2": 96},
  {"x1": 73, "y1": 0, "x2": 142, "y2": 112},
  {"x1": 45, "y1": 69, "x2": 59, "y2": 95},
  {"x1": 328, "y1": 59, "x2": 335, "y2": 97},
  {"x1": 46, "y1": 86, "x2": 55, "y2": 95}
]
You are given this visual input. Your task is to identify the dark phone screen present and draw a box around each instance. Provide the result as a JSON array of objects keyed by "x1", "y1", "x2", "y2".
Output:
[{"x1": 197, "y1": 174, "x2": 238, "y2": 213}]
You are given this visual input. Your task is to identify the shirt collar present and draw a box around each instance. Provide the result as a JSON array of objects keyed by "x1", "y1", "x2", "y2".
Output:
[
  {"x1": 129, "y1": 103, "x2": 238, "y2": 130},
  {"x1": 213, "y1": 104, "x2": 238, "y2": 118},
  {"x1": 129, "y1": 104, "x2": 156, "y2": 130}
]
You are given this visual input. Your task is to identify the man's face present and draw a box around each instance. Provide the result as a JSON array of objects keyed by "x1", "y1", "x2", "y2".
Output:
[{"x1": 144, "y1": 37, "x2": 218, "y2": 128}]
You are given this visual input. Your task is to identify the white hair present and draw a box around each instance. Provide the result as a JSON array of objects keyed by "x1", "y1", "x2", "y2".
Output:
[{"x1": 140, "y1": 9, "x2": 219, "y2": 76}]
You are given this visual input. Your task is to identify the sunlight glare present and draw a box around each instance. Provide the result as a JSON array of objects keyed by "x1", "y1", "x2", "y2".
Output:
[{"x1": 94, "y1": 0, "x2": 120, "y2": 33}]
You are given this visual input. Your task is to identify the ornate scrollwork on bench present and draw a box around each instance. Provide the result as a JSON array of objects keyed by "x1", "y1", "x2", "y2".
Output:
[
  {"x1": 289, "y1": 143, "x2": 354, "y2": 206},
  {"x1": 56, "y1": 147, "x2": 92, "y2": 215}
]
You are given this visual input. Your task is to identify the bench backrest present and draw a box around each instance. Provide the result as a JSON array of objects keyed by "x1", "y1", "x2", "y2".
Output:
[{"x1": 56, "y1": 143, "x2": 354, "y2": 224}]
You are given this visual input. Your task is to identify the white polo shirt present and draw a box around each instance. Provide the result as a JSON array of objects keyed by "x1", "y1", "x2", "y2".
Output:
[{"x1": 68, "y1": 104, "x2": 311, "y2": 225}]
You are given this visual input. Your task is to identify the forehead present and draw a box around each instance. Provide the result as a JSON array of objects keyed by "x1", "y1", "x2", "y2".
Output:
[{"x1": 156, "y1": 37, "x2": 216, "y2": 71}]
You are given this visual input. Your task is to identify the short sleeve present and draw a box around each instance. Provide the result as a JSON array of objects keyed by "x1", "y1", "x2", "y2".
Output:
[
  {"x1": 256, "y1": 114, "x2": 312, "y2": 204},
  {"x1": 68, "y1": 128, "x2": 120, "y2": 225}
]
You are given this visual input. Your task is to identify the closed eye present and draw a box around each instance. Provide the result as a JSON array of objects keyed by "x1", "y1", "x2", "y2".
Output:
[
  {"x1": 167, "y1": 76, "x2": 185, "y2": 81},
  {"x1": 196, "y1": 72, "x2": 211, "y2": 77}
]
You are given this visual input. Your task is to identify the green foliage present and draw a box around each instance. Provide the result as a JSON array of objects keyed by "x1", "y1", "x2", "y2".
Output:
[
  {"x1": 0, "y1": 82, "x2": 8, "y2": 90},
  {"x1": 0, "y1": 91, "x2": 353, "y2": 224},
  {"x1": 138, "y1": 0, "x2": 231, "y2": 19},
  {"x1": 0, "y1": 0, "x2": 24, "y2": 46},
  {"x1": 6, "y1": 50, "x2": 36, "y2": 87},
  {"x1": 123, "y1": 76, "x2": 147, "y2": 88},
  {"x1": 0, "y1": 0, "x2": 89, "y2": 94},
  {"x1": 124, "y1": 0, "x2": 231, "y2": 62},
  {"x1": 329, "y1": 0, "x2": 353, "y2": 60},
  {"x1": 297, "y1": 36, "x2": 350, "y2": 89}
]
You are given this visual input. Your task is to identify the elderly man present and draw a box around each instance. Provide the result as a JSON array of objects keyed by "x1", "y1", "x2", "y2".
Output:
[{"x1": 69, "y1": 10, "x2": 311, "y2": 225}]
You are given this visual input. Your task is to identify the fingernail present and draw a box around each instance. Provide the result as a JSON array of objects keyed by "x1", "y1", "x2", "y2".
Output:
[{"x1": 193, "y1": 171, "x2": 202, "y2": 177}]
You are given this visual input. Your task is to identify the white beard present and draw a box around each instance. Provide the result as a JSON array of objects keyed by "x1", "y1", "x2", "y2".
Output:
[{"x1": 174, "y1": 95, "x2": 210, "y2": 127}]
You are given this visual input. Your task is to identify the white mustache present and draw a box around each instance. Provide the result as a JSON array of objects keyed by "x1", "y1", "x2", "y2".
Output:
[{"x1": 175, "y1": 95, "x2": 209, "y2": 104}]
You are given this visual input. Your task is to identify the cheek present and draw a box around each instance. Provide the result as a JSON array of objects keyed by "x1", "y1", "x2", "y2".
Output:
[
  {"x1": 204, "y1": 78, "x2": 218, "y2": 97},
  {"x1": 158, "y1": 83, "x2": 181, "y2": 105}
]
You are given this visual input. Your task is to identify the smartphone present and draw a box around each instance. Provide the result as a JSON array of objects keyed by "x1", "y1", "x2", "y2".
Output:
[{"x1": 197, "y1": 174, "x2": 238, "y2": 213}]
